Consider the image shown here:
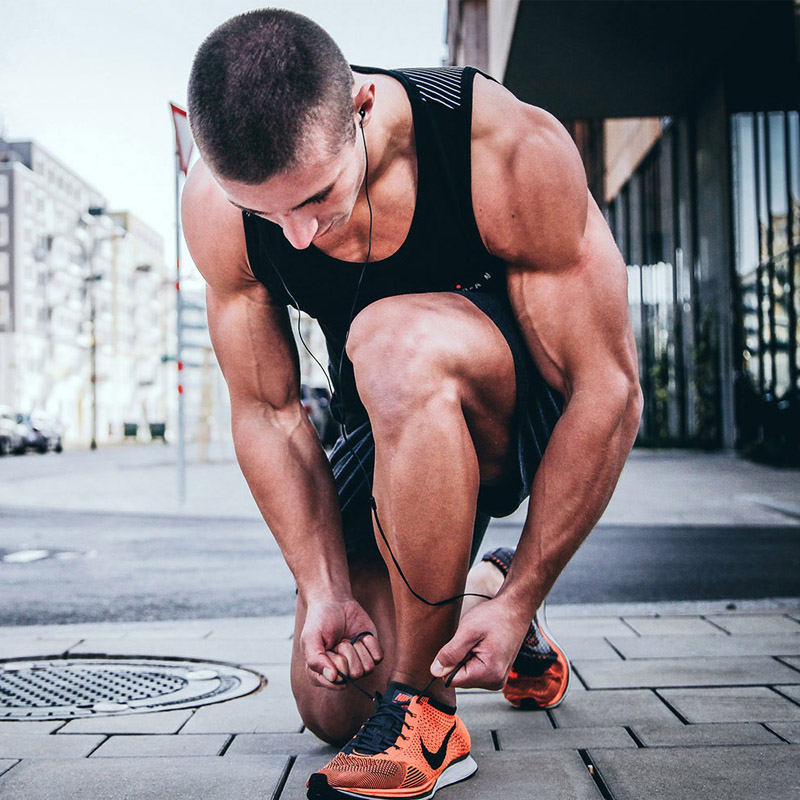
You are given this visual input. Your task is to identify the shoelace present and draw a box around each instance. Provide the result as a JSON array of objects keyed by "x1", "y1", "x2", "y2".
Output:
[
  {"x1": 334, "y1": 632, "x2": 471, "y2": 702},
  {"x1": 344, "y1": 692, "x2": 415, "y2": 755}
]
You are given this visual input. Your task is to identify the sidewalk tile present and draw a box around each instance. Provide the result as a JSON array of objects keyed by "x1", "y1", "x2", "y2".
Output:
[
  {"x1": 0, "y1": 638, "x2": 83, "y2": 658},
  {"x1": 554, "y1": 635, "x2": 622, "y2": 660},
  {"x1": 204, "y1": 615, "x2": 295, "y2": 640},
  {"x1": 67, "y1": 637, "x2": 292, "y2": 664},
  {"x1": 587, "y1": 745, "x2": 800, "y2": 800},
  {"x1": 781, "y1": 656, "x2": 800, "y2": 671},
  {"x1": 767, "y1": 721, "x2": 800, "y2": 743},
  {"x1": 0, "y1": 761, "x2": 18, "y2": 779},
  {"x1": 455, "y1": 691, "x2": 553, "y2": 733},
  {"x1": 775, "y1": 684, "x2": 800, "y2": 703},
  {"x1": 498, "y1": 725, "x2": 635, "y2": 750},
  {"x1": 704, "y1": 614, "x2": 800, "y2": 635},
  {"x1": 631, "y1": 721, "x2": 784, "y2": 747},
  {"x1": 58, "y1": 709, "x2": 194, "y2": 735},
  {"x1": 552, "y1": 689, "x2": 681, "y2": 729},
  {"x1": 281, "y1": 751, "x2": 601, "y2": 800},
  {"x1": 224, "y1": 732, "x2": 337, "y2": 757},
  {"x1": 91, "y1": 733, "x2": 230, "y2": 757},
  {"x1": 0, "y1": 756, "x2": 287, "y2": 800},
  {"x1": 658, "y1": 687, "x2": 800, "y2": 723},
  {"x1": 621, "y1": 617, "x2": 725, "y2": 636},
  {"x1": 180, "y1": 673, "x2": 301, "y2": 734},
  {"x1": 0, "y1": 721, "x2": 64, "y2": 734},
  {"x1": 574, "y1": 656, "x2": 800, "y2": 689},
  {"x1": 549, "y1": 617, "x2": 636, "y2": 638},
  {"x1": 0, "y1": 733, "x2": 104, "y2": 758},
  {"x1": 606, "y1": 633, "x2": 800, "y2": 660}
]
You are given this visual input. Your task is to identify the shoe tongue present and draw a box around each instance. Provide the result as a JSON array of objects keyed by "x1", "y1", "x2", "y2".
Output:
[{"x1": 385, "y1": 682, "x2": 420, "y2": 706}]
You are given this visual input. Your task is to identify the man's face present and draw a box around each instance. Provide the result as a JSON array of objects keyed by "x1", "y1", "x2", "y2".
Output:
[{"x1": 216, "y1": 128, "x2": 364, "y2": 251}]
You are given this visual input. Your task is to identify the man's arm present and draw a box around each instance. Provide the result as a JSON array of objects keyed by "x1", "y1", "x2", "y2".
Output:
[
  {"x1": 434, "y1": 77, "x2": 642, "y2": 687},
  {"x1": 182, "y1": 162, "x2": 382, "y2": 686}
]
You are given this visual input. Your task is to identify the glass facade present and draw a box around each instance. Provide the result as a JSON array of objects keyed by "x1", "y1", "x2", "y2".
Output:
[
  {"x1": 731, "y1": 111, "x2": 800, "y2": 462},
  {"x1": 606, "y1": 119, "x2": 711, "y2": 447},
  {"x1": 607, "y1": 110, "x2": 799, "y2": 461}
]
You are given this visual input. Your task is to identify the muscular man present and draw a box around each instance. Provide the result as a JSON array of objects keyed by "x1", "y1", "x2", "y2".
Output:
[{"x1": 183, "y1": 9, "x2": 641, "y2": 800}]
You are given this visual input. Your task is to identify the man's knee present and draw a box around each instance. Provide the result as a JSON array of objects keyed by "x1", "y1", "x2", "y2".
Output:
[
  {"x1": 294, "y1": 689, "x2": 363, "y2": 746},
  {"x1": 346, "y1": 297, "x2": 459, "y2": 424}
]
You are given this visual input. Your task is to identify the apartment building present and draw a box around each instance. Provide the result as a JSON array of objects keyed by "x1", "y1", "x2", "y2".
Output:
[{"x1": 0, "y1": 138, "x2": 173, "y2": 444}]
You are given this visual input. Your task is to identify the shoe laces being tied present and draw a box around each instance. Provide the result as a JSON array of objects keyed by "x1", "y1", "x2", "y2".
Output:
[{"x1": 344, "y1": 692, "x2": 415, "y2": 756}]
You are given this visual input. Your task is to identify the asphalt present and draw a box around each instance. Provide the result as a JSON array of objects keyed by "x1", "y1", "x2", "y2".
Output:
[{"x1": 0, "y1": 444, "x2": 798, "y2": 799}]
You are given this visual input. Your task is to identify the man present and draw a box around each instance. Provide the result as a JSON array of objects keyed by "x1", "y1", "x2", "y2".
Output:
[{"x1": 183, "y1": 9, "x2": 641, "y2": 799}]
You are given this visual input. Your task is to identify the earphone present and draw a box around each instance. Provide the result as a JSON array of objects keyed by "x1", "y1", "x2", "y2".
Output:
[{"x1": 260, "y1": 113, "x2": 492, "y2": 612}]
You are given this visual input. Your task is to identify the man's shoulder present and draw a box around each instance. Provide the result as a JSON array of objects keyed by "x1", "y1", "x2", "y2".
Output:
[{"x1": 182, "y1": 161, "x2": 251, "y2": 289}]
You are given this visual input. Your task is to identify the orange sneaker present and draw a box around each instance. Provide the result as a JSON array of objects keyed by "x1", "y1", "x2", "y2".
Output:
[
  {"x1": 307, "y1": 682, "x2": 477, "y2": 799},
  {"x1": 481, "y1": 547, "x2": 571, "y2": 710}
]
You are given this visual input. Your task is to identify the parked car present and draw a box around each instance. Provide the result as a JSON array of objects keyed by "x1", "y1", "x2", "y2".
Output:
[
  {"x1": 0, "y1": 405, "x2": 26, "y2": 456},
  {"x1": 16, "y1": 412, "x2": 63, "y2": 454},
  {"x1": 300, "y1": 384, "x2": 341, "y2": 448}
]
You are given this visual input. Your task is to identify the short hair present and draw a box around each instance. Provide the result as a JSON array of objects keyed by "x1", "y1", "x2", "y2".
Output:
[{"x1": 187, "y1": 9, "x2": 355, "y2": 184}]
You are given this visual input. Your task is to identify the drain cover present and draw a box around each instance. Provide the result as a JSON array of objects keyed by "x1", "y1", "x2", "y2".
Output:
[{"x1": 0, "y1": 657, "x2": 264, "y2": 719}]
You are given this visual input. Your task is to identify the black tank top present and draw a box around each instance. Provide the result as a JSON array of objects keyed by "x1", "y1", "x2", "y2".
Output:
[{"x1": 242, "y1": 66, "x2": 506, "y2": 426}]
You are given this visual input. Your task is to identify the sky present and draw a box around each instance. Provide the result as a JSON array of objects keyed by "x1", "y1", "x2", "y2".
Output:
[{"x1": 0, "y1": 0, "x2": 448, "y2": 265}]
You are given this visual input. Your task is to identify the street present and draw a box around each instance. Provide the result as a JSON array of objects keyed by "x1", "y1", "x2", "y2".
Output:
[{"x1": 1, "y1": 446, "x2": 798, "y2": 626}]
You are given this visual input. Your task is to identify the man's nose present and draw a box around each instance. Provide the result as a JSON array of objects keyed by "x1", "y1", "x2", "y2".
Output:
[{"x1": 281, "y1": 214, "x2": 319, "y2": 250}]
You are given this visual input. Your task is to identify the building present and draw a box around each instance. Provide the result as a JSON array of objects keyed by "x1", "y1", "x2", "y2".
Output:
[
  {"x1": 0, "y1": 138, "x2": 174, "y2": 445},
  {"x1": 447, "y1": 0, "x2": 800, "y2": 463}
]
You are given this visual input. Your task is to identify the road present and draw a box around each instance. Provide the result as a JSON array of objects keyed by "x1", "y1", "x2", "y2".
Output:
[{"x1": 1, "y1": 502, "x2": 799, "y2": 626}]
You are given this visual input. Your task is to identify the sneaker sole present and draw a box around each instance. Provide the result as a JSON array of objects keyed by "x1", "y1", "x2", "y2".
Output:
[
  {"x1": 307, "y1": 754, "x2": 478, "y2": 800},
  {"x1": 505, "y1": 603, "x2": 571, "y2": 711}
]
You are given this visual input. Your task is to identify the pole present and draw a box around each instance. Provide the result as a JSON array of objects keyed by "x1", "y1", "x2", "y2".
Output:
[
  {"x1": 90, "y1": 279, "x2": 97, "y2": 450},
  {"x1": 175, "y1": 149, "x2": 186, "y2": 504}
]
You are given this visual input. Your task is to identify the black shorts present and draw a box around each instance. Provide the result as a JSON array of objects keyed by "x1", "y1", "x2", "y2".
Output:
[{"x1": 328, "y1": 289, "x2": 563, "y2": 564}]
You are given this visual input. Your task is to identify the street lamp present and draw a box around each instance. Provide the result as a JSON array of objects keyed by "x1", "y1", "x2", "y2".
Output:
[{"x1": 38, "y1": 210, "x2": 126, "y2": 450}]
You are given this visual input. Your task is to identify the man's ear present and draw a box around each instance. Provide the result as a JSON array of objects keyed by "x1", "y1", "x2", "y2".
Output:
[{"x1": 352, "y1": 81, "x2": 375, "y2": 126}]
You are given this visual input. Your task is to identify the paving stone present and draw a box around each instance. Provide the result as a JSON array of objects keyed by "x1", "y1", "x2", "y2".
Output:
[
  {"x1": 704, "y1": 614, "x2": 800, "y2": 635},
  {"x1": 225, "y1": 732, "x2": 337, "y2": 757},
  {"x1": 498, "y1": 725, "x2": 635, "y2": 750},
  {"x1": 621, "y1": 616, "x2": 726, "y2": 636},
  {"x1": 574, "y1": 656, "x2": 800, "y2": 689},
  {"x1": 658, "y1": 687, "x2": 800, "y2": 723},
  {"x1": 58, "y1": 709, "x2": 194, "y2": 735},
  {"x1": 606, "y1": 633, "x2": 800, "y2": 660},
  {"x1": 631, "y1": 721, "x2": 784, "y2": 747},
  {"x1": 0, "y1": 756, "x2": 287, "y2": 799},
  {"x1": 767, "y1": 721, "x2": 800, "y2": 743},
  {"x1": 775, "y1": 684, "x2": 800, "y2": 703},
  {"x1": 0, "y1": 721, "x2": 64, "y2": 734},
  {"x1": 781, "y1": 655, "x2": 800, "y2": 672},
  {"x1": 281, "y1": 751, "x2": 602, "y2": 800},
  {"x1": 455, "y1": 690, "x2": 553, "y2": 734},
  {"x1": 553, "y1": 635, "x2": 622, "y2": 660},
  {"x1": 588, "y1": 745, "x2": 800, "y2": 800},
  {"x1": 91, "y1": 734, "x2": 230, "y2": 758},
  {"x1": 180, "y1": 672, "x2": 302, "y2": 734},
  {"x1": 205, "y1": 615, "x2": 295, "y2": 640},
  {"x1": 548, "y1": 617, "x2": 636, "y2": 639},
  {"x1": 551, "y1": 689, "x2": 682, "y2": 729},
  {"x1": 0, "y1": 761, "x2": 18, "y2": 779},
  {"x1": 67, "y1": 637, "x2": 292, "y2": 664},
  {"x1": 0, "y1": 733, "x2": 105, "y2": 758},
  {"x1": 0, "y1": 638, "x2": 83, "y2": 658}
]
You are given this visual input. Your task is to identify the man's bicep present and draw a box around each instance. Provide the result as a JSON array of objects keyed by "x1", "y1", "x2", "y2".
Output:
[{"x1": 206, "y1": 281, "x2": 301, "y2": 411}]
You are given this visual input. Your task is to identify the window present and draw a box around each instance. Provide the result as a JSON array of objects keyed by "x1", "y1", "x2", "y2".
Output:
[
  {"x1": 0, "y1": 253, "x2": 8, "y2": 284},
  {"x1": 0, "y1": 175, "x2": 7, "y2": 207},
  {"x1": 0, "y1": 290, "x2": 9, "y2": 326},
  {"x1": 0, "y1": 214, "x2": 8, "y2": 246}
]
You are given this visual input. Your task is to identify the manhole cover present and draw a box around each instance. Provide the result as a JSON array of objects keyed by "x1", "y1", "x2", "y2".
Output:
[{"x1": 0, "y1": 657, "x2": 265, "y2": 719}]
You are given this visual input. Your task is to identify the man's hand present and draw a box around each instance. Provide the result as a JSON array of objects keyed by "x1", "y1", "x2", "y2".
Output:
[
  {"x1": 301, "y1": 598, "x2": 384, "y2": 690},
  {"x1": 430, "y1": 596, "x2": 529, "y2": 690}
]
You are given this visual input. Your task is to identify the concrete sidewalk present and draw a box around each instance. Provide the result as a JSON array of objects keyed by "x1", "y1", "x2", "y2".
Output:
[
  {"x1": 0, "y1": 446, "x2": 798, "y2": 798},
  {"x1": 0, "y1": 603, "x2": 799, "y2": 799}
]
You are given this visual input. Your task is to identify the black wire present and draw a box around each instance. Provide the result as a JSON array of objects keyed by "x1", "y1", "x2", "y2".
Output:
[{"x1": 261, "y1": 118, "x2": 492, "y2": 613}]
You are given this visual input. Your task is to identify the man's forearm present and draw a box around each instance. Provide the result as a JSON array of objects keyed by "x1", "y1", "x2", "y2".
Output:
[
  {"x1": 497, "y1": 384, "x2": 642, "y2": 615},
  {"x1": 232, "y1": 400, "x2": 351, "y2": 602}
]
